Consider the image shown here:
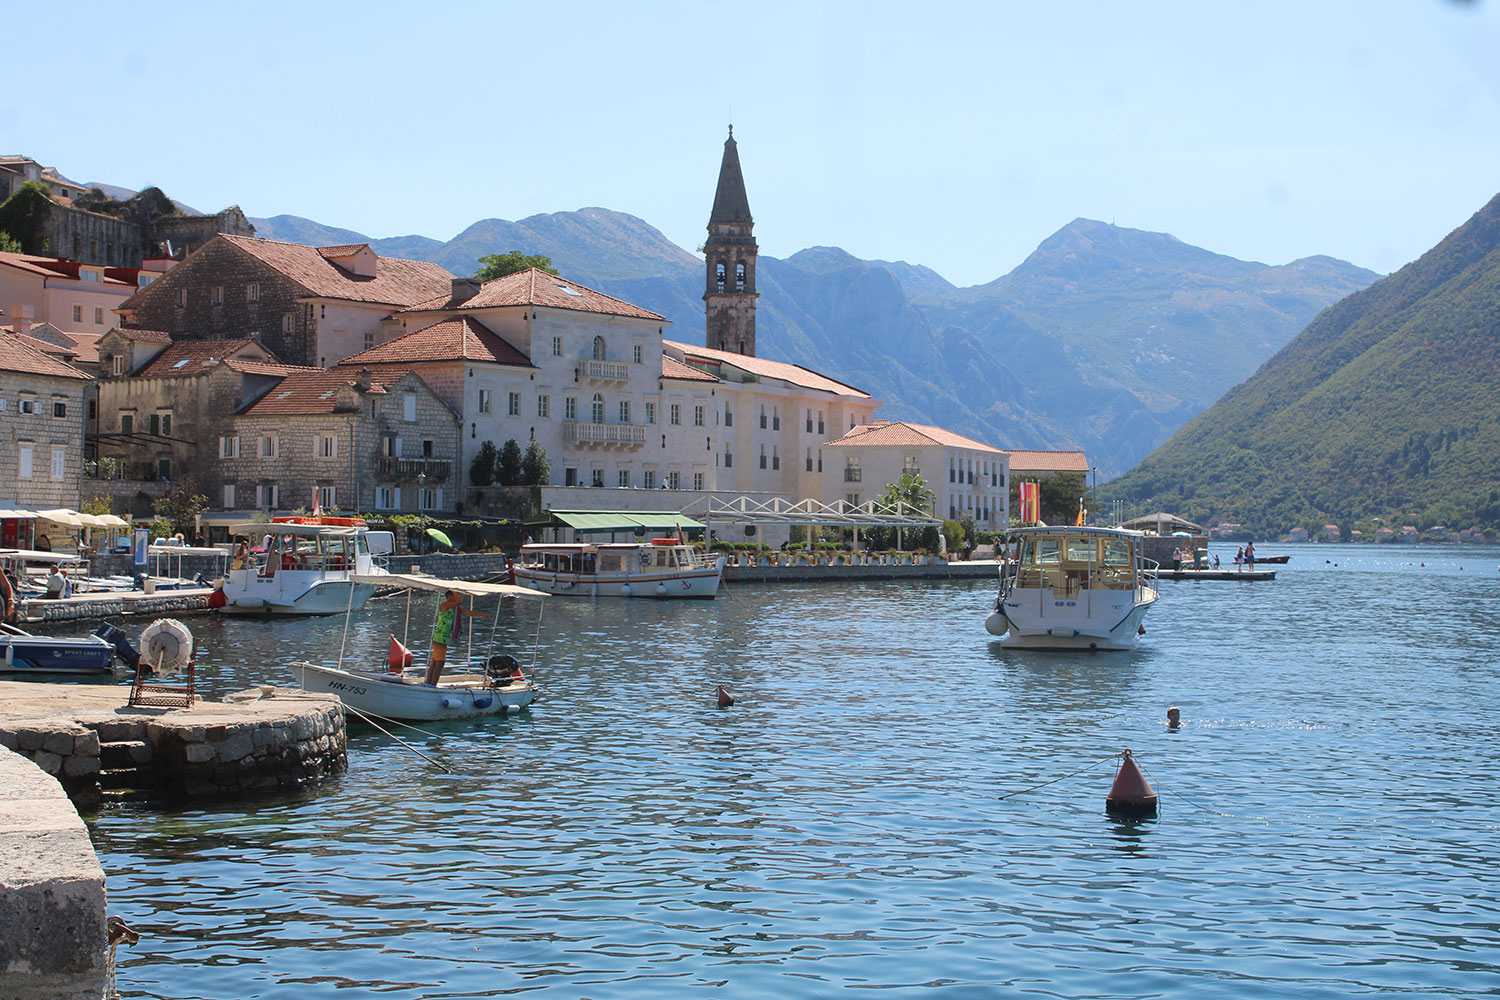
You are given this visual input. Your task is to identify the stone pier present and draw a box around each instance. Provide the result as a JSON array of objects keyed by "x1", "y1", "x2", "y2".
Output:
[
  {"x1": 0, "y1": 682, "x2": 347, "y2": 805},
  {"x1": 0, "y1": 747, "x2": 107, "y2": 1000}
]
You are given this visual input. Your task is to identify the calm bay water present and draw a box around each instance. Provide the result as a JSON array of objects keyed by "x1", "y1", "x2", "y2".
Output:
[{"x1": 73, "y1": 543, "x2": 1500, "y2": 998}]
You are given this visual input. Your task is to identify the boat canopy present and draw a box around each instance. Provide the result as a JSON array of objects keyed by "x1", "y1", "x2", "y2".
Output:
[
  {"x1": 227, "y1": 522, "x2": 361, "y2": 537},
  {"x1": 535, "y1": 510, "x2": 705, "y2": 535},
  {"x1": 349, "y1": 572, "x2": 547, "y2": 600}
]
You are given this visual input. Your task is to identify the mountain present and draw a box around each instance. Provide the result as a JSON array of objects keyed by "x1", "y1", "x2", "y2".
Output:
[
  {"x1": 249, "y1": 210, "x2": 1377, "y2": 477},
  {"x1": 1104, "y1": 192, "x2": 1500, "y2": 536}
]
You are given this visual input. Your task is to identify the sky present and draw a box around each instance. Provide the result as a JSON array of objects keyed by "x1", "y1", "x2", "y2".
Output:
[{"x1": 5, "y1": 0, "x2": 1499, "y2": 287}]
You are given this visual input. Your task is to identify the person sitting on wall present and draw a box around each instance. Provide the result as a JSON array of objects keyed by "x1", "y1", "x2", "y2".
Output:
[{"x1": 45, "y1": 566, "x2": 70, "y2": 600}]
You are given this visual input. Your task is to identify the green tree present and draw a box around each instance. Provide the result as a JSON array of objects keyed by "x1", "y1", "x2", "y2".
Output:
[
  {"x1": 469, "y1": 440, "x2": 498, "y2": 486},
  {"x1": 0, "y1": 232, "x2": 21, "y2": 253},
  {"x1": 151, "y1": 480, "x2": 208, "y2": 536},
  {"x1": 497, "y1": 438, "x2": 523, "y2": 487},
  {"x1": 0, "y1": 181, "x2": 54, "y2": 255},
  {"x1": 871, "y1": 473, "x2": 936, "y2": 549},
  {"x1": 80, "y1": 496, "x2": 113, "y2": 516},
  {"x1": 520, "y1": 439, "x2": 550, "y2": 486},
  {"x1": 474, "y1": 251, "x2": 558, "y2": 282}
]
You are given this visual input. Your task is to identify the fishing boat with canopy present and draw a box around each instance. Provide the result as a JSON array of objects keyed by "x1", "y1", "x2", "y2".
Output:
[{"x1": 291, "y1": 572, "x2": 548, "y2": 722}]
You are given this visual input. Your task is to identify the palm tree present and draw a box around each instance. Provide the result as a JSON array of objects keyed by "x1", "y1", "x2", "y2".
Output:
[{"x1": 879, "y1": 473, "x2": 935, "y2": 550}]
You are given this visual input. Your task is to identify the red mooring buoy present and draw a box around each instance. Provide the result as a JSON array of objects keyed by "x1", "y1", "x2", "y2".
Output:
[
  {"x1": 716, "y1": 684, "x2": 735, "y2": 708},
  {"x1": 1105, "y1": 749, "x2": 1157, "y2": 817}
]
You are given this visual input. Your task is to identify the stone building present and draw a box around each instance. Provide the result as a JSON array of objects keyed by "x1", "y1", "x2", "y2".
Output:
[
  {"x1": 820, "y1": 420, "x2": 1009, "y2": 528},
  {"x1": 0, "y1": 330, "x2": 91, "y2": 515},
  {"x1": 115, "y1": 235, "x2": 453, "y2": 367},
  {"x1": 93, "y1": 334, "x2": 302, "y2": 509},
  {"x1": 220, "y1": 368, "x2": 458, "y2": 515},
  {"x1": 343, "y1": 271, "x2": 722, "y2": 494},
  {"x1": 665, "y1": 339, "x2": 878, "y2": 500},
  {"x1": 703, "y1": 127, "x2": 759, "y2": 357}
]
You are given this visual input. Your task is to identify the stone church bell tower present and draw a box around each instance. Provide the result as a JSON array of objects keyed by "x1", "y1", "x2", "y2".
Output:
[{"x1": 704, "y1": 126, "x2": 758, "y2": 356}]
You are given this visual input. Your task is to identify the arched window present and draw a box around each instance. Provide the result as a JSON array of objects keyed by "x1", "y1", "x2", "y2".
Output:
[
  {"x1": 592, "y1": 336, "x2": 606, "y2": 361},
  {"x1": 735, "y1": 261, "x2": 746, "y2": 290},
  {"x1": 715, "y1": 261, "x2": 726, "y2": 292},
  {"x1": 591, "y1": 393, "x2": 605, "y2": 424}
]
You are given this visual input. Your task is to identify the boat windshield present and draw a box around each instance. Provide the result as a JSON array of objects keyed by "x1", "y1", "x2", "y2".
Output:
[{"x1": 1015, "y1": 534, "x2": 1137, "y2": 593}]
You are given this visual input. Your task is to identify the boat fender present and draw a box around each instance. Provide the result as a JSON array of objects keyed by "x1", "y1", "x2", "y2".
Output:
[
  {"x1": 506, "y1": 558, "x2": 516, "y2": 586},
  {"x1": 619, "y1": 583, "x2": 631, "y2": 597},
  {"x1": 656, "y1": 583, "x2": 667, "y2": 597},
  {"x1": 140, "y1": 618, "x2": 193, "y2": 676},
  {"x1": 441, "y1": 696, "x2": 460, "y2": 709},
  {"x1": 472, "y1": 696, "x2": 493, "y2": 709},
  {"x1": 208, "y1": 588, "x2": 228, "y2": 609}
]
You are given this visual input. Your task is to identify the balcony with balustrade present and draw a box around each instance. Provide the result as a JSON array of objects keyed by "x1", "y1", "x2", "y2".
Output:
[
  {"x1": 376, "y1": 458, "x2": 451, "y2": 482},
  {"x1": 575, "y1": 359, "x2": 631, "y2": 382},
  {"x1": 562, "y1": 421, "x2": 647, "y2": 449}
]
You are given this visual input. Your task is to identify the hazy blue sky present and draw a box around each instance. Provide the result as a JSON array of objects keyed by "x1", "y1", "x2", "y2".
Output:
[{"x1": 6, "y1": 1, "x2": 1498, "y2": 286}]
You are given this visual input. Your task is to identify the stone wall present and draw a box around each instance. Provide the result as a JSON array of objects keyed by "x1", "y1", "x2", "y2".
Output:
[
  {"x1": 120, "y1": 238, "x2": 316, "y2": 364},
  {"x1": 0, "y1": 747, "x2": 107, "y2": 1000},
  {"x1": 0, "y1": 371, "x2": 87, "y2": 510}
]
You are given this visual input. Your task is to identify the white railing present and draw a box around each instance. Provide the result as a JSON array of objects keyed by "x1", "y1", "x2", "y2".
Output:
[
  {"x1": 562, "y1": 421, "x2": 647, "y2": 444},
  {"x1": 576, "y1": 359, "x2": 630, "y2": 381}
]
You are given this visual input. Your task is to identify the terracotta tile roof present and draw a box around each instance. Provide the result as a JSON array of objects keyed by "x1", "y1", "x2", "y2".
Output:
[
  {"x1": 113, "y1": 327, "x2": 173, "y2": 343},
  {"x1": 404, "y1": 268, "x2": 665, "y2": 321},
  {"x1": 337, "y1": 317, "x2": 532, "y2": 368},
  {"x1": 0, "y1": 331, "x2": 92, "y2": 381},
  {"x1": 0, "y1": 250, "x2": 134, "y2": 287},
  {"x1": 823, "y1": 420, "x2": 1002, "y2": 452},
  {"x1": 238, "y1": 368, "x2": 414, "y2": 417},
  {"x1": 316, "y1": 244, "x2": 370, "y2": 258},
  {"x1": 6, "y1": 330, "x2": 79, "y2": 359},
  {"x1": 62, "y1": 331, "x2": 102, "y2": 363},
  {"x1": 662, "y1": 355, "x2": 719, "y2": 382},
  {"x1": 664, "y1": 340, "x2": 871, "y2": 398},
  {"x1": 219, "y1": 235, "x2": 453, "y2": 306},
  {"x1": 1003, "y1": 449, "x2": 1090, "y2": 473},
  {"x1": 222, "y1": 358, "x2": 308, "y2": 378},
  {"x1": 135, "y1": 338, "x2": 278, "y2": 377}
]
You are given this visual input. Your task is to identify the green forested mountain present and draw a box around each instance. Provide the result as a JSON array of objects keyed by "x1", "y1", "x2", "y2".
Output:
[{"x1": 1104, "y1": 192, "x2": 1500, "y2": 536}]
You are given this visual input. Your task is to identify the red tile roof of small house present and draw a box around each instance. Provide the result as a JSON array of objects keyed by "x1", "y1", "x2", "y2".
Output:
[
  {"x1": 1002, "y1": 449, "x2": 1090, "y2": 473},
  {"x1": 822, "y1": 420, "x2": 1001, "y2": 452},
  {"x1": 237, "y1": 368, "x2": 416, "y2": 416},
  {"x1": 337, "y1": 317, "x2": 532, "y2": 367},
  {"x1": 0, "y1": 331, "x2": 92, "y2": 380},
  {"x1": 134, "y1": 338, "x2": 278, "y2": 377},
  {"x1": 216, "y1": 235, "x2": 453, "y2": 306},
  {"x1": 661, "y1": 355, "x2": 719, "y2": 382},
  {"x1": 404, "y1": 268, "x2": 665, "y2": 321}
]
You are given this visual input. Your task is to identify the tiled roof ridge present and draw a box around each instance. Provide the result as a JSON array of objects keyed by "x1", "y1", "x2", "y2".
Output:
[{"x1": 0, "y1": 330, "x2": 92, "y2": 380}]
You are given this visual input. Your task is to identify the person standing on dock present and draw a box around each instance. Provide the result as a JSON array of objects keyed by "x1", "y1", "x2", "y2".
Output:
[
  {"x1": 1235, "y1": 547, "x2": 1244, "y2": 571},
  {"x1": 1245, "y1": 541, "x2": 1256, "y2": 572},
  {"x1": 428, "y1": 589, "x2": 483, "y2": 686}
]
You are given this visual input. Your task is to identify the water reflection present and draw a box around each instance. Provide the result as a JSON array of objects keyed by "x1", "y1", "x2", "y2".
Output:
[{"x1": 73, "y1": 545, "x2": 1500, "y2": 998}]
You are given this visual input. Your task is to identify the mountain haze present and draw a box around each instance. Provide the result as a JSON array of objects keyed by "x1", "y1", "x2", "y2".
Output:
[
  {"x1": 1105, "y1": 191, "x2": 1500, "y2": 535},
  {"x1": 251, "y1": 210, "x2": 1377, "y2": 476}
]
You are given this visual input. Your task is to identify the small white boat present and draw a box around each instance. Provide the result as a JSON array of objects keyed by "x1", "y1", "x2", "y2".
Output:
[
  {"x1": 292, "y1": 661, "x2": 538, "y2": 722},
  {"x1": 513, "y1": 538, "x2": 724, "y2": 599},
  {"x1": 292, "y1": 572, "x2": 548, "y2": 722},
  {"x1": 213, "y1": 516, "x2": 388, "y2": 616},
  {"x1": 986, "y1": 525, "x2": 1159, "y2": 651}
]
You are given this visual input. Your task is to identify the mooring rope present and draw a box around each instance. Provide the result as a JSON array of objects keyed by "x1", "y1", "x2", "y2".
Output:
[
  {"x1": 996, "y1": 751, "x2": 1124, "y2": 800},
  {"x1": 341, "y1": 703, "x2": 452, "y2": 772}
]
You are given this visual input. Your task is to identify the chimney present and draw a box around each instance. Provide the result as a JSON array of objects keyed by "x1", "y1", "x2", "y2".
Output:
[
  {"x1": 354, "y1": 368, "x2": 372, "y2": 392},
  {"x1": 450, "y1": 278, "x2": 481, "y2": 305},
  {"x1": 9, "y1": 303, "x2": 34, "y2": 337}
]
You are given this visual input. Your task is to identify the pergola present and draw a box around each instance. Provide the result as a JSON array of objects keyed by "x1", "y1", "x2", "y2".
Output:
[
  {"x1": 1119, "y1": 512, "x2": 1205, "y2": 536},
  {"x1": 681, "y1": 495, "x2": 943, "y2": 551}
]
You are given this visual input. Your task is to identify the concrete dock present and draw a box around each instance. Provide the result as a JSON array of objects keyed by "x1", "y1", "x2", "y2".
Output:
[
  {"x1": 1157, "y1": 568, "x2": 1277, "y2": 581},
  {"x1": 18, "y1": 586, "x2": 214, "y2": 624}
]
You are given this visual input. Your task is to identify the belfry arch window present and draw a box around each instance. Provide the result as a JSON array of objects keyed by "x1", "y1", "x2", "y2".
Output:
[
  {"x1": 715, "y1": 261, "x2": 726, "y2": 292},
  {"x1": 592, "y1": 336, "x2": 606, "y2": 361},
  {"x1": 735, "y1": 262, "x2": 746, "y2": 290},
  {"x1": 591, "y1": 393, "x2": 605, "y2": 423}
]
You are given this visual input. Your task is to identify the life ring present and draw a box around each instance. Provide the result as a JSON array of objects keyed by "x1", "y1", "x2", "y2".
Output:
[{"x1": 140, "y1": 618, "x2": 193, "y2": 676}]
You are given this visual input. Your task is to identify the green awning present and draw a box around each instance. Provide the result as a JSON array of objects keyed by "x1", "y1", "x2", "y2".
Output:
[{"x1": 538, "y1": 510, "x2": 705, "y2": 535}]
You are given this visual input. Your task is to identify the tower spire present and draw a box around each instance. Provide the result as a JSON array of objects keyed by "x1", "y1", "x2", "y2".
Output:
[{"x1": 704, "y1": 128, "x2": 759, "y2": 356}]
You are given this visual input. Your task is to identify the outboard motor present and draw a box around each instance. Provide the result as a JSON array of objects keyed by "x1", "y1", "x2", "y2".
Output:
[
  {"x1": 92, "y1": 622, "x2": 141, "y2": 670},
  {"x1": 486, "y1": 653, "x2": 522, "y2": 680}
]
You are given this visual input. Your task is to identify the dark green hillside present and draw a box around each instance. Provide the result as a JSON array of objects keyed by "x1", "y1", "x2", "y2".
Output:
[{"x1": 1105, "y1": 192, "x2": 1500, "y2": 536}]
